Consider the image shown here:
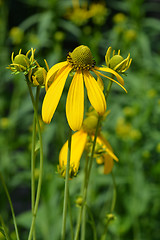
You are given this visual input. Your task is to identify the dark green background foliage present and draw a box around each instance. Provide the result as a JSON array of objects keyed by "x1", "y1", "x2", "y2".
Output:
[{"x1": 0, "y1": 0, "x2": 160, "y2": 239}]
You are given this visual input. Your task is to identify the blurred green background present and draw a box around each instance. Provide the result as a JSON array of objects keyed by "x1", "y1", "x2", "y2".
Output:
[{"x1": 0, "y1": 0, "x2": 160, "y2": 239}]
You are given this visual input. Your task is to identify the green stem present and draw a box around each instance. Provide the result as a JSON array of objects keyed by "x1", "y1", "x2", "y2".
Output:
[
  {"x1": 61, "y1": 127, "x2": 72, "y2": 240},
  {"x1": 0, "y1": 173, "x2": 20, "y2": 240},
  {"x1": 105, "y1": 80, "x2": 113, "y2": 101},
  {"x1": 110, "y1": 172, "x2": 116, "y2": 213},
  {"x1": 74, "y1": 117, "x2": 101, "y2": 240},
  {"x1": 31, "y1": 87, "x2": 40, "y2": 240},
  {"x1": 80, "y1": 154, "x2": 89, "y2": 240},
  {"x1": 68, "y1": 188, "x2": 74, "y2": 240},
  {"x1": 27, "y1": 83, "x2": 43, "y2": 240}
]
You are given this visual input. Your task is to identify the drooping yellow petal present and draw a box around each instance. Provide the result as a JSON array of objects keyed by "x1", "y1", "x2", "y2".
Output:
[
  {"x1": 59, "y1": 130, "x2": 87, "y2": 173},
  {"x1": 42, "y1": 65, "x2": 72, "y2": 123},
  {"x1": 45, "y1": 61, "x2": 68, "y2": 90},
  {"x1": 94, "y1": 71, "x2": 104, "y2": 91},
  {"x1": 66, "y1": 71, "x2": 84, "y2": 131},
  {"x1": 84, "y1": 71, "x2": 106, "y2": 115},
  {"x1": 95, "y1": 66, "x2": 124, "y2": 86},
  {"x1": 97, "y1": 135, "x2": 119, "y2": 162},
  {"x1": 103, "y1": 155, "x2": 114, "y2": 174},
  {"x1": 95, "y1": 68, "x2": 127, "y2": 93}
]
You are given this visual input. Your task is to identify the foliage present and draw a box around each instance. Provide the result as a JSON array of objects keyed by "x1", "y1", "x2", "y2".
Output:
[{"x1": 0, "y1": 0, "x2": 160, "y2": 239}]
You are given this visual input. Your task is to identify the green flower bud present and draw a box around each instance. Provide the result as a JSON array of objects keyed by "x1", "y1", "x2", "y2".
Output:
[
  {"x1": 108, "y1": 55, "x2": 124, "y2": 70},
  {"x1": 13, "y1": 54, "x2": 30, "y2": 68},
  {"x1": 32, "y1": 67, "x2": 47, "y2": 86},
  {"x1": 83, "y1": 115, "x2": 98, "y2": 133}
]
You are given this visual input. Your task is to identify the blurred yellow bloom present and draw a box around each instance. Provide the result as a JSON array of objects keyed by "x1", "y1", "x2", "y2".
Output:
[
  {"x1": 116, "y1": 117, "x2": 141, "y2": 140},
  {"x1": 113, "y1": 13, "x2": 127, "y2": 24},
  {"x1": 124, "y1": 29, "x2": 137, "y2": 41},
  {"x1": 147, "y1": 89, "x2": 157, "y2": 98},
  {"x1": 58, "y1": 112, "x2": 118, "y2": 178},
  {"x1": 156, "y1": 143, "x2": 160, "y2": 153},
  {"x1": 66, "y1": 6, "x2": 90, "y2": 26},
  {"x1": 9, "y1": 27, "x2": 24, "y2": 45},
  {"x1": 0, "y1": 117, "x2": 10, "y2": 129},
  {"x1": 89, "y1": 3, "x2": 108, "y2": 25},
  {"x1": 42, "y1": 45, "x2": 127, "y2": 131},
  {"x1": 123, "y1": 106, "x2": 137, "y2": 117}
]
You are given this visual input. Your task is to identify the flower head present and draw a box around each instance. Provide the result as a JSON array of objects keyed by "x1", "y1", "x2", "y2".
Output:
[
  {"x1": 58, "y1": 110, "x2": 118, "y2": 178},
  {"x1": 42, "y1": 45, "x2": 107, "y2": 131}
]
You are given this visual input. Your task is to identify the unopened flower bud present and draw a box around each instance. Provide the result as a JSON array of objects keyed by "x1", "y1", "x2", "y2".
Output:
[
  {"x1": 83, "y1": 115, "x2": 98, "y2": 133},
  {"x1": 32, "y1": 67, "x2": 47, "y2": 86},
  {"x1": 108, "y1": 55, "x2": 124, "y2": 70},
  {"x1": 75, "y1": 196, "x2": 83, "y2": 207},
  {"x1": 13, "y1": 54, "x2": 30, "y2": 69}
]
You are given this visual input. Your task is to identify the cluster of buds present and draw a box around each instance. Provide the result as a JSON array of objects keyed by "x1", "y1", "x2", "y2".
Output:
[{"x1": 7, "y1": 48, "x2": 48, "y2": 87}]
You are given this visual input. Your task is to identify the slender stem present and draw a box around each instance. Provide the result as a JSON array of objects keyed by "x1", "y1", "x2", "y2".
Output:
[
  {"x1": 110, "y1": 172, "x2": 116, "y2": 213},
  {"x1": 27, "y1": 83, "x2": 43, "y2": 240},
  {"x1": 31, "y1": 87, "x2": 40, "y2": 240},
  {"x1": 61, "y1": 127, "x2": 72, "y2": 240},
  {"x1": 68, "y1": 188, "x2": 74, "y2": 240},
  {"x1": 80, "y1": 155, "x2": 89, "y2": 240},
  {"x1": 87, "y1": 116, "x2": 101, "y2": 183},
  {"x1": 0, "y1": 173, "x2": 20, "y2": 240},
  {"x1": 74, "y1": 117, "x2": 101, "y2": 240},
  {"x1": 105, "y1": 80, "x2": 113, "y2": 100}
]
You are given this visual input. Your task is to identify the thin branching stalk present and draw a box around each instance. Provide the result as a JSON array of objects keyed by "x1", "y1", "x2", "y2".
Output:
[
  {"x1": 27, "y1": 83, "x2": 43, "y2": 240},
  {"x1": 68, "y1": 188, "x2": 74, "y2": 240},
  {"x1": 31, "y1": 86, "x2": 40, "y2": 240},
  {"x1": 0, "y1": 173, "x2": 20, "y2": 240},
  {"x1": 80, "y1": 155, "x2": 89, "y2": 240},
  {"x1": 61, "y1": 127, "x2": 72, "y2": 240}
]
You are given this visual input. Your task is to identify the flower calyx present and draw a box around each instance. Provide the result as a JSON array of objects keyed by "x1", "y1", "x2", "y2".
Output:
[{"x1": 57, "y1": 164, "x2": 78, "y2": 179}]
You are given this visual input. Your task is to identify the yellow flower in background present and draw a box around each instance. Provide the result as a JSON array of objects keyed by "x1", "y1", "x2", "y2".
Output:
[
  {"x1": 58, "y1": 111, "x2": 118, "y2": 178},
  {"x1": 42, "y1": 45, "x2": 126, "y2": 131},
  {"x1": 9, "y1": 27, "x2": 24, "y2": 45},
  {"x1": 113, "y1": 13, "x2": 127, "y2": 24},
  {"x1": 89, "y1": 3, "x2": 108, "y2": 25},
  {"x1": 67, "y1": 6, "x2": 90, "y2": 26}
]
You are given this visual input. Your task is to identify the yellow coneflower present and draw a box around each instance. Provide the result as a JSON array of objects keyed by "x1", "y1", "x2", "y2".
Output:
[{"x1": 42, "y1": 45, "x2": 125, "y2": 131}]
